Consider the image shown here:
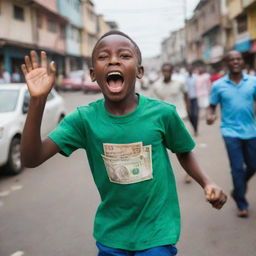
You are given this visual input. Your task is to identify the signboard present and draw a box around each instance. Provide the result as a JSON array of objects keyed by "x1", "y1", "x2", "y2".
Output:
[{"x1": 235, "y1": 33, "x2": 251, "y2": 52}]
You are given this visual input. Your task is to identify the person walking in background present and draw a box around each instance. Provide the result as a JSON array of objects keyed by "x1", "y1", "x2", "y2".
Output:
[
  {"x1": 0, "y1": 67, "x2": 11, "y2": 83},
  {"x1": 11, "y1": 67, "x2": 21, "y2": 83},
  {"x1": 151, "y1": 63, "x2": 189, "y2": 120},
  {"x1": 186, "y1": 65, "x2": 199, "y2": 137},
  {"x1": 207, "y1": 50, "x2": 256, "y2": 218},
  {"x1": 152, "y1": 63, "x2": 192, "y2": 183},
  {"x1": 0, "y1": 68, "x2": 5, "y2": 83},
  {"x1": 196, "y1": 66, "x2": 211, "y2": 115},
  {"x1": 2, "y1": 67, "x2": 11, "y2": 83},
  {"x1": 210, "y1": 67, "x2": 223, "y2": 83},
  {"x1": 243, "y1": 64, "x2": 255, "y2": 76}
]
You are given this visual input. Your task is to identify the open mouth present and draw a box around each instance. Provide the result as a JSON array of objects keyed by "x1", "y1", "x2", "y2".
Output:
[{"x1": 106, "y1": 72, "x2": 124, "y2": 93}]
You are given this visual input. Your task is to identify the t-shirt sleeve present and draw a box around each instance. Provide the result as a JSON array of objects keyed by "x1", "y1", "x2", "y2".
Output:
[
  {"x1": 164, "y1": 106, "x2": 195, "y2": 153},
  {"x1": 210, "y1": 83, "x2": 220, "y2": 105},
  {"x1": 48, "y1": 108, "x2": 86, "y2": 157}
]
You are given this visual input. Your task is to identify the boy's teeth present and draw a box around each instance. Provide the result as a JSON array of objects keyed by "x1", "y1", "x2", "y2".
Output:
[{"x1": 108, "y1": 72, "x2": 122, "y2": 76}]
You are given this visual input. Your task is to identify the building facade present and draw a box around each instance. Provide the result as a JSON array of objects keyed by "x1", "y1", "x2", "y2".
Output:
[
  {"x1": 81, "y1": 0, "x2": 98, "y2": 67},
  {"x1": 162, "y1": 0, "x2": 256, "y2": 70}
]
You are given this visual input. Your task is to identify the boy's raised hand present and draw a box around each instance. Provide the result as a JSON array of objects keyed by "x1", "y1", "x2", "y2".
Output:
[
  {"x1": 204, "y1": 183, "x2": 227, "y2": 210},
  {"x1": 21, "y1": 51, "x2": 56, "y2": 98}
]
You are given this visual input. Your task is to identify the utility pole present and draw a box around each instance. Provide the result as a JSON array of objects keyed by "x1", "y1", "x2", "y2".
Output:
[{"x1": 183, "y1": 0, "x2": 187, "y2": 65}]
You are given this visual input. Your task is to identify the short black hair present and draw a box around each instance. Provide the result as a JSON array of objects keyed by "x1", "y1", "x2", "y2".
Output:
[
  {"x1": 225, "y1": 50, "x2": 243, "y2": 62},
  {"x1": 161, "y1": 62, "x2": 173, "y2": 70},
  {"x1": 91, "y1": 30, "x2": 142, "y2": 66}
]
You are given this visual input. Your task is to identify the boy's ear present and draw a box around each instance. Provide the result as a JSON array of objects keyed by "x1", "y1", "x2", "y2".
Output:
[
  {"x1": 90, "y1": 68, "x2": 96, "y2": 82},
  {"x1": 136, "y1": 65, "x2": 144, "y2": 79}
]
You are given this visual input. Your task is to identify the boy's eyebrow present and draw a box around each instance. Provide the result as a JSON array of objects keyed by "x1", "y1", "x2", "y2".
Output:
[{"x1": 96, "y1": 47, "x2": 134, "y2": 54}]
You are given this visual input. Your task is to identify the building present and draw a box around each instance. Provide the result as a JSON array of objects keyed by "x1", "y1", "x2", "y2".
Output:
[
  {"x1": 97, "y1": 14, "x2": 111, "y2": 38},
  {"x1": 32, "y1": 0, "x2": 67, "y2": 75},
  {"x1": 57, "y1": 0, "x2": 83, "y2": 73},
  {"x1": 226, "y1": 0, "x2": 256, "y2": 67},
  {"x1": 81, "y1": 0, "x2": 98, "y2": 67},
  {"x1": 186, "y1": 14, "x2": 204, "y2": 65},
  {"x1": 0, "y1": 0, "x2": 35, "y2": 74},
  {"x1": 0, "y1": 0, "x2": 119, "y2": 77}
]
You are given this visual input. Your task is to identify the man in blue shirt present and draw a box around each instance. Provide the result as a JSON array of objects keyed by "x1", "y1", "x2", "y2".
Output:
[{"x1": 207, "y1": 50, "x2": 256, "y2": 218}]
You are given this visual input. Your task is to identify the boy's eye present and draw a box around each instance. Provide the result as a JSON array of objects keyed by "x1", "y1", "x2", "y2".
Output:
[
  {"x1": 120, "y1": 54, "x2": 131, "y2": 59},
  {"x1": 98, "y1": 55, "x2": 108, "y2": 60}
]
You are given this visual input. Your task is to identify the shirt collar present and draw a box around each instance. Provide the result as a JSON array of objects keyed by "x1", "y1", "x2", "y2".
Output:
[{"x1": 224, "y1": 73, "x2": 248, "y2": 83}]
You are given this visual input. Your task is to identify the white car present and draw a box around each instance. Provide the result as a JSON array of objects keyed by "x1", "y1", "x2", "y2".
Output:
[{"x1": 0, "y1": 84, "x2": 66, "y2": 175}]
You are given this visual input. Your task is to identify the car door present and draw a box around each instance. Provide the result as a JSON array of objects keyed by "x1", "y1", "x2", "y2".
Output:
[{"x1": 41, "y1": 91, "x2": 56, "y2": 137}]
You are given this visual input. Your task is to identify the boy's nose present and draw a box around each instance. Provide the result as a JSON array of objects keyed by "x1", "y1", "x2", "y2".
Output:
[{"x1": 109, "y1": 55, "x2": 120, "y2": 65}]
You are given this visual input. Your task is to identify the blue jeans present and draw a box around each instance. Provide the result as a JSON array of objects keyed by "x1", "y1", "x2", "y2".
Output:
[
  {"x1": 223, "y1": 136, "x2": 256, "y2": 210},
  {"x1": 188, "y1": 98, "x2": 199, "y2": 134},
  {"x1": 96, "y1": 242, "x2": 178, "y2": 256}
]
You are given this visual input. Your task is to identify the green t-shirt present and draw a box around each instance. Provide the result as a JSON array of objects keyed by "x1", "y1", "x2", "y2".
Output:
[{"x1": 48, "y1": 94, "x2": 195, "y2": 251}]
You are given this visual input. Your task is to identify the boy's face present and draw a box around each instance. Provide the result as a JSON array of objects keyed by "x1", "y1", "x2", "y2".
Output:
[{"x1": 90, "y1": 35, "x2": 144, "y2": 102}]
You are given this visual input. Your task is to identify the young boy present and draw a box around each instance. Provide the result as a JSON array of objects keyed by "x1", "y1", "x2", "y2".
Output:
[{"x1": 21, "y1": 31, "x2": 227, "y2": 256}]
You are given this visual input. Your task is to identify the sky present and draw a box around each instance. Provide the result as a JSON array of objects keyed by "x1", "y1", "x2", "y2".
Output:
[{"x1": 93, "y1": 0, "x2": 200, "y2": 58}]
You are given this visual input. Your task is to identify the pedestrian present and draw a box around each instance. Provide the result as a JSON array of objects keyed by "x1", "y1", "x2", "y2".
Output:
[
  {"x1": 0, "y1": 68, "x2": 5, "y2": 84},
  {"x1": 21, "y1": 30, "x2": 227, "y2": 256},
  {"x1": 186, "y1": 65, "x2": 199, "y2": 137},
  {"x1": 210, "y1": 67, "x2": 223, "y2": 83},
  {"x1": 243, "y1": 64, "x2": 255, "y2": 76},
  {"x1": 151, "y1": 63, "x2": 192, "y2": 183},
  {"x1": 11, "y1": 67, "x2": 21, "y2": 83},
  {"x1": 151, "y1": 63, "x2": 189, "y2": 119},
  {"x1": 195, "y1": 66, "x2": 211, "y2": 113},
  {"x1": 2, "y1": 67, "x2": 11, "y2": 83},
  {"x1": 207, "y1": 50, "x2": 256, "y2": 218}
]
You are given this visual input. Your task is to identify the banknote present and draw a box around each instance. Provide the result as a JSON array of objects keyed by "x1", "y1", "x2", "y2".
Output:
[
  {"x1": 102, "y1": 154, "x2": 152, "y2": 184},
  {"x1": 143, "y1": 145, "x2": 152, "y2": 173},
  {"x1": 103, "y1": 142, "x2": 143, "y2": 158}
]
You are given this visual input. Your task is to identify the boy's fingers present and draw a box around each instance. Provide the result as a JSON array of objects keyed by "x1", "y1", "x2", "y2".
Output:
[
  {"x1": 30, "y1": 50, "x2": 39, "y2": 69},
  {"x1": 49, "y1": 61, "x2": 56, "y2": 80},
  {"x1": 24, "y1": 55, "x2": 33, "y2": 72},
  {"x1": 49, "y1": 61, "x2": 56, "y2": 74},
  {"x1": 21, "y1": 64, "x2": 28, "y2": 76},
  {"x1": 41, "y1": 51, "x2": 47, "y2": 69}
]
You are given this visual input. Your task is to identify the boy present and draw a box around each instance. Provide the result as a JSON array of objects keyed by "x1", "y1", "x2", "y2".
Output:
[
  {"x1": 207, "y1": 50, "x2": 256, "y2": 218},
  {"x1": 21, "y1": 31, "x2": 227, "y2": 256}
]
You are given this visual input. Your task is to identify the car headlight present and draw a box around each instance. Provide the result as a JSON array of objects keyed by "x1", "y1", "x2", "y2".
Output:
[{"x1": 0, "y1": 127, "x2": 4, "y2": 139}]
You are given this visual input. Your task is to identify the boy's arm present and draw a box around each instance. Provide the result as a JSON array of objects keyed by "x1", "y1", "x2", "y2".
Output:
[
  {"x1": 206, "y1": 104, "x2": 217, "y2": 125},
  {"x1": 176, "y1": 151, "x2": 227, "y2": 210},
  {"x1": 21, "y1": 50, "x2": 60, "y2": 167}
]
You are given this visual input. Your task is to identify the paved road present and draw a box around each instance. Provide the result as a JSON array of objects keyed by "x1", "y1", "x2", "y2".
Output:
[{"x1": 0, "y1": 91, "x2": 255, "y2": 256}]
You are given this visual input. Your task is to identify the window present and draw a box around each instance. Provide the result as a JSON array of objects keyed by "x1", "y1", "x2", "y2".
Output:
[
  {"x1": 60, "y1": 25, "x2": 66, "y2": 39},
  {"x1": 47, "y1": 92, "x2": 54, "y2": 101},
  {"x1": 211, "y1": 4, "x2": 215, "y2": 13},
  {"x1": 37, "y1": 14, "x2": 43, "y2": 28},
  {"x1": 237, "y1": 15, "x2": 247, "y2": 34},
  {"x1": 13, "y1": 5, "x2": 24, "y2": 21},
  {"x1": 48, "y1": 19, "x2": 57, "y2": 33}
]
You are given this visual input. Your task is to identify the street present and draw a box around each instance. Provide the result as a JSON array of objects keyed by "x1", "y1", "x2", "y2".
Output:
[{"x1": 0, "y1": 91, "x2": 256, "y2": 256}]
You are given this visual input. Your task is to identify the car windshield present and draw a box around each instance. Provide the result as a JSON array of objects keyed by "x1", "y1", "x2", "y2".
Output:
[{"x1": 0, "y1": 89, "x2": 20, "y2": 112}]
